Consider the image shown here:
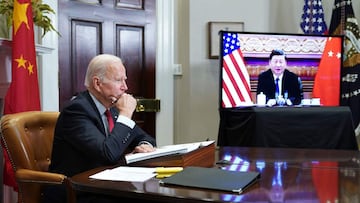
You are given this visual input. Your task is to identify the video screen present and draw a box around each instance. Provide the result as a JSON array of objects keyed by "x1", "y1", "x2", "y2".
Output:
[{"x1": 219, "y1": 31, "x2": 343, "y2": 108}]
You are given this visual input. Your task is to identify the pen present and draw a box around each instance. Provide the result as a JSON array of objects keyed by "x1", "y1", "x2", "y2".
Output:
[
  {"x1": 155, "y1": 167, "x2": 183, "y2": 179},
  {"x1": 155, "y1": 167, "x2": 183, "y2": 174}
]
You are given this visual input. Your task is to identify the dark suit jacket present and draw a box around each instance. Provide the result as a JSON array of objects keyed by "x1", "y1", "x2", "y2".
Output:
[
  {"x1": 257, "y1": 69, "x2": 303, "y2": 105},
  {"x1": 49, "y1": 91, "x2": 156, "y2": 177}
]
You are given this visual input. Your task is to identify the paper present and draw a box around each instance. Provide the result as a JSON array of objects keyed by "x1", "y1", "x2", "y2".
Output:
[
  {"x1": 89, "y1": 166, "x2": 156, "y2": 182},
  {"x1": 125, "y1": 146, "x2": 188, "y2": 164},
  {"x1": 125, "y1": 140, "x2": 215, "y2": 164},
  {"x1": 160, "y1": 140, "x2": 214, "y2": 153}
]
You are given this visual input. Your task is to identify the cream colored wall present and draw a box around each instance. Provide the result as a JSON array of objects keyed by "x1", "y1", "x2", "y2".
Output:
[
  {"x1": 173, "y1": 0, "x2": 360, "y2": 144},
  {"x1": 175, "y1": 0, "x2": 270, "y2": 144}
]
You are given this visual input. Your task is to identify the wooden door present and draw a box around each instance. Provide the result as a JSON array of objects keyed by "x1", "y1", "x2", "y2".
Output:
[{"x1": 58, "y1": 0, "x2": 157, "y2": 136}]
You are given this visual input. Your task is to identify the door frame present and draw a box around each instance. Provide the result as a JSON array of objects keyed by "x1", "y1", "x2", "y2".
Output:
[{"x1": 155, "y1": 0, "x2": 175, "y2": 146}]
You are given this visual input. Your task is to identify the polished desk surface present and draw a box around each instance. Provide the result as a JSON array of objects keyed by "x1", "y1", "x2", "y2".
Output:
[
  {"x1": 218, "y1": 106, "x2": 358, "y2": 150},
  {"x1": 71, "y1": 147, "x2": 360, "y2": 202}
]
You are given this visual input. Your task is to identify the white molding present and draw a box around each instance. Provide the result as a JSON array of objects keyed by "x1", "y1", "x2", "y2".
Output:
[
  {"x1": 0, "y1": 38, "x2": 54, "y2": 101},
  {"x1": 0, "y1": 38, "x2": 54, "y2": 55},
  {"x1": 39, "y1": 0, "x2": 59, "y2": 111},
  {"x1": 156, "y1": 0, "x2": 175, "y2": 146},
  {"x1": 35, "y1": 44, "x2": 54, "y2": 55}
]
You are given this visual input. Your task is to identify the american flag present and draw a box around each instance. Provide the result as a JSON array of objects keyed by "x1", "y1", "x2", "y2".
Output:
[
  {"x1": 222, "y1": 32, "x2": 252, "y2": 108},
  {"x1": 300, "y1": 0, "x2": 328, "y2": 34}
]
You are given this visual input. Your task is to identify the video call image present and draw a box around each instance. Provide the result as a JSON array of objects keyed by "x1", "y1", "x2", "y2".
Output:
[{"x1": 220, "y1": 31, "x2": 343, "y2": 108}]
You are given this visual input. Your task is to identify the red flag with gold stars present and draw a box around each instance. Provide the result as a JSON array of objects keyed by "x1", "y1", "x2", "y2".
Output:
[
  {"x1": 2, "y1": 0, "x2": 41, "y2": 190},
  {"x1": 4, "y1": 0, "x2": 40, "y2": 113},
  {"x1": 312, "y1": 37, "x2": 342, "y2": 106}
]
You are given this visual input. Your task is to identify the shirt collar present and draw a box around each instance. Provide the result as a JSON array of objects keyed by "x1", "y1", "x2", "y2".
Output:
[
  {"x1": 273, "y1": 73, "x2": 283, "y2": 81},
  {"x1": 89, "y1": 92, "x2": 107, "y2": 115}
]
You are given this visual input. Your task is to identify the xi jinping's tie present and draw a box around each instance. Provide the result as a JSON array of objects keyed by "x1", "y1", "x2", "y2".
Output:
[
  {"x1": 105, "y1": 109, "x2": 114, "y2": 132},
  {"x1": 275, "y1": 77, "x2": 280, "y2": 97}
]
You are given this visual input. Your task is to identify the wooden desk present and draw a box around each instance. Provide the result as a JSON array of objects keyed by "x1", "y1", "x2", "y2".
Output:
[
  {"x1": 70, "y1": 147, "x2": 360, "y2": 202},
  {"x1": 217, "y1": 106, "x2": 358, "y2": 150}
]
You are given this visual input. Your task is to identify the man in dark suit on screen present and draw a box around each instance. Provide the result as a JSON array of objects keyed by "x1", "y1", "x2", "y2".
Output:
[{"x1": 257, "y1": 49, "x2": 303, "y2": 106}]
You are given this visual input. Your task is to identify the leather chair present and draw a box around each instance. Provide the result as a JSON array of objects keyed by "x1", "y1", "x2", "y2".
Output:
[{"x1": 0, "y1": 111, "x2": 75, "y2": 203}]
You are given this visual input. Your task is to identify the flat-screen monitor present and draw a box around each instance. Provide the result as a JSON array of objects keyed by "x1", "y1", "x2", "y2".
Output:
[{"x1": 219, "y1": 31, "x2": 343, "y2": 108}]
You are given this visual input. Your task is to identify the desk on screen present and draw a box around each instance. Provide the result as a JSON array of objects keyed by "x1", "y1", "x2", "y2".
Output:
[{"x1": 217, "y1": 106, "x2": 358, "y2": 150}]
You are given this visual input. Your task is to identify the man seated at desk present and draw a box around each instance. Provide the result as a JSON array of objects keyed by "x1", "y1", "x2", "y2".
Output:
[
  {"x1": 257, "y1": 49, "x2": 304, "y2": 106},
  {"x1": 43, "y1": 54, "x2": 157, "y2": 203}
]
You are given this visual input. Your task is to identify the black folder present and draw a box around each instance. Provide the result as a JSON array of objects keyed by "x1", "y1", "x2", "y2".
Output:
[{"x1": 159, "y1": 166, "x2": 260, "y2": 194}]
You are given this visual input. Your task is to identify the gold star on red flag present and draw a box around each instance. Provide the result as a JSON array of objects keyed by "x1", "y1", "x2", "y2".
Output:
[
  {"x1": 27, "y1": 62, "x2": 34, "y2": 74},
  {"x1": 13, "y1": 0, "x2": 30, "y2": 35},
  {"x1": 15, "y1": 55, "x2": 27, "y2": 69}
]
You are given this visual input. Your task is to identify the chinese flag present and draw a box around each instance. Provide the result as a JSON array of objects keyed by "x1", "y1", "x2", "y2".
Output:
[
  {"x1": 312, "y1": 37, "x2": 342, "y2": 106},
  {"x1": 2, "y1": 0, "x2": 41, "y2": 191}
]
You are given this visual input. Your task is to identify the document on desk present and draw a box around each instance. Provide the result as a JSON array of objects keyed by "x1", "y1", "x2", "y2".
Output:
[
  {"x1": 125, "y1": 140, "x2": 215, "y2": 164},
  {"x1": 89, "y1": 166, "x2": 156, "y2": 182}
]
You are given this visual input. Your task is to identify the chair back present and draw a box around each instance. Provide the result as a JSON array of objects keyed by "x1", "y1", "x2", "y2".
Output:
[{"x1": 0, "y1": 111, "x2": 67, "y2": 203}]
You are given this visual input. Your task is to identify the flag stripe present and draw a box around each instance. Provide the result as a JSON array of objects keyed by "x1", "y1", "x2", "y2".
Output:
[
  {"x1": 223, "y1": 60, "x2": 246, "y2": 103},
  {"x1": 222, "y1": 80, "x2": 235, "y2": 108},
  {"x1": 223, "y1": 66, "x2": 243, "y2": 106},
  {"x1": 230, "y1": 49, "x2": 252, "y2": 94},
  {"x1": 221, "y1": 32, "x2": 252, "y2": 107}
]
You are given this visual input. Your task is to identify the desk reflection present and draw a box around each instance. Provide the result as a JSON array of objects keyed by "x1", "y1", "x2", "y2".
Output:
[
  {"x1": 71, "y1": 147, "x2": 360, "y2": 203},
  {"x1": 218, "y1": 147, "x2": 360, "y2": 202}
]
